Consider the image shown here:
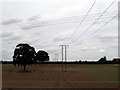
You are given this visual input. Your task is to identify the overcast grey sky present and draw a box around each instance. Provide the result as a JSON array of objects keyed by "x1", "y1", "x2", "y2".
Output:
[{"x1": 0, "y1": 0, "x2": 119, "y2": 61}]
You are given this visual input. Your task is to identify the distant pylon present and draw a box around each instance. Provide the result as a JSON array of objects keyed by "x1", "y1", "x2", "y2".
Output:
[{"x1": 55, "y1": 54, "x2": 58, "y2": 62}]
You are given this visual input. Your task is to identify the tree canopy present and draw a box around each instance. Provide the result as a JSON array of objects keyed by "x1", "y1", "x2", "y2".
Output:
[
  {"x1": 98, "y1": 56, "x2": 107, "y2": 63},
  {"x1": 13, "y1": 44, "x2": 37, "y2": 71},
  {"x1": 36, "y1": 50, "x2": 49, "y2": 62}
]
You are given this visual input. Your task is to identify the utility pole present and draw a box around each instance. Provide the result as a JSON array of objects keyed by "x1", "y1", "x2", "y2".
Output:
[
  {"x1": 60, "y1": 45, "x2": 64, "y2": 72},
  {"x1": 65, "y1": 45, "x2": 68, "y2": 72},
  {"x1": 59, "y1": 45, "x2": 68, "y2": 72}
]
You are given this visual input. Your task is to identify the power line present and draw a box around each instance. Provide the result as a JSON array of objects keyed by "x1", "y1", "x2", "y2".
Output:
[
  {"x1": 69, "y1": 0, "x2": 117, "y2": 45},
  {"x1": 30, "y1": 11, "x2": 117, "y2": 23},
  {"x1": 28, "y1": 11, "x2": 116, "y2": 24},
  {"x1": 68, "y1": 14, "x2": 117, "y2": 61},
  {"x1": 84, "y1": 14, "x2": 117, "y2": 41},
  {"x1": 2, "y1": 15, "x2": 117, "y2": 32},
  {"x1": 22, "y1": 14, "x2": 117, "y2": 30},
  {"x1": 64, "y1": 0, "x2": 96, "y2": 43},
  {"x1": 2, "y1": 12, "x2": 117, "y2": 32},
  {"x1": 73, "y1": 14, "x2": 117, "y2": 45}
]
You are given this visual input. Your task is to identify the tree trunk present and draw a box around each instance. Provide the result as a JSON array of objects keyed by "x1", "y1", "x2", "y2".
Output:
[{"x1": 23, "y1": 65, "x2": 26, "y2": 72}]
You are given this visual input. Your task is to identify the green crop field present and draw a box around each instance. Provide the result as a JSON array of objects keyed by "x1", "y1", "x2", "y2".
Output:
[
  {"x1": 2, "y1": 64, "x2": 119, "y2": 88},
  {"x1": 75, "y1": 64, "x2": 118, "y2": 82}
]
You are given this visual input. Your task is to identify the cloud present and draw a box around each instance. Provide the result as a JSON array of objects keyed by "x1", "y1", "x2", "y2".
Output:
[
  {"x1": 21, "y1": 24, "x2": 44, "y2": 30},
  {"x1": 53, "y1": 30, "x2": 73, "y2": 43},
  {"x1": 2, "y1": 32, "x2": 13, "y2": 38},
  {"x1": 53, "y1": 36, "x2": 67, "y2": 42},
  {"x1": 97, "y1": 34, "x2": 118, "y2": 42},
  {"x1": 47, "y1": 49, "x2": 57, "y2": 54},
  {"x1": 2, "y1": 32, "x2": 21, "y2": 42},
  {"x1": 80, "y1": 46, "x2": 97, "y2": 51},
  {"x1": 99, "y1": 49, "x2": 105, "y2": 52},
  {"x1": 1, "y1": 1, "x2": 118, "y2": 61},
  {"x1": 98, "y1": 36, "x2": 117, "y2": 40},
  {"x1": 28, "y1": 15, "x2": 41, "y2": 22},
  {"x1": 2, "y1": 19, "x2": 22, "y2": 25},
  {"x1": 110, "y1": 45, "x2": 118, "y2": 49},
  {"x1": 21, "y1": 21, "x2": 50, "y2": 30},
  {"x1": 2, "y1": 50, "x2": 12, "y2": 60}
]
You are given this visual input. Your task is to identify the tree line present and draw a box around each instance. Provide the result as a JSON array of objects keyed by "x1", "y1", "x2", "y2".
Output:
[
  {"x1": 13, "y1": 43, "x2": 49, "y2": 71},
  {"x1": 1, "y1": 43, "x2": 119, "y2": 71},
  {"x1": 2, "y1": 57, "x2": 119, "y2": 64}
]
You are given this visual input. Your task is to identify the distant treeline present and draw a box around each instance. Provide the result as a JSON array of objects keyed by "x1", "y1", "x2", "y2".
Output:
[
  {"x1": 1, "y1": 56, "x2": 120, "y2": 64},
  {"x1": 1, "y1": 59, "x2": 119, "y2": 64}
]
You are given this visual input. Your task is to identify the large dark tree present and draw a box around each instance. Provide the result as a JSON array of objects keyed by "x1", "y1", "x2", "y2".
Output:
[
  {"x1": 36, "y1": 50, "x2": 49, "y2": 62},
  {"x1": 13, "y1": 44, "x2": 37, "y2": 71}
]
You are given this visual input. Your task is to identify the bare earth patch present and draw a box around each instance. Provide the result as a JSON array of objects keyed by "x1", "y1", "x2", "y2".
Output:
[{"x1": 2, "y1": 64, "x2": 118, "y2": 88}]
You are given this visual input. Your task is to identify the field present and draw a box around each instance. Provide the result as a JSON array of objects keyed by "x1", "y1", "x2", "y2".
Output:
[{"x1": 2, "y1": 64, "x2": 119, "y2": 88}]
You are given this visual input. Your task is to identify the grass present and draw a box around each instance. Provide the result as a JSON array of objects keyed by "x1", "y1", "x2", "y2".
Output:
[
  {"x1": 76, "y1": 64, "x2": 118, "y2": 82},
  {"x1": 2, "y1": 64, "x2": 13, "y2": 67}
]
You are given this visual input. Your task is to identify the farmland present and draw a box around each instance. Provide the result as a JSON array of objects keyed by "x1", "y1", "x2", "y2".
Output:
[{"x1": 2, "y1": 64, "x2": 119, "y2": 88}]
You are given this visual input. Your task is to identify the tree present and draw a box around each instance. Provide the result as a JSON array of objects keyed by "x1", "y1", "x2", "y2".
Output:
[
  {"x1": 13, "y1": 44, "x2": 37, "y2": 71},
  {"x1": 98, "y1": 56, "x2": 107, "y2": 63},
  {"x1": 112, "y1": 58, "x2": 120, "y2": 64},
  {"x1": 36, "y1": 50, "x2": 49, "y2": 62}
]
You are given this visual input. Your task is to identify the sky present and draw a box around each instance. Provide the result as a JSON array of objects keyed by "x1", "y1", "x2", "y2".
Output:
[{"x1": 0, "y1": 0, "x2": 119, "y2": 61}]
